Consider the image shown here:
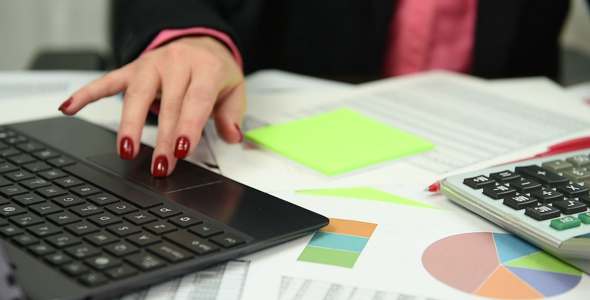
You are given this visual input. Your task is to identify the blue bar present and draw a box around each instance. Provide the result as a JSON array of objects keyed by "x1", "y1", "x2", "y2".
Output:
[{"x1": 308, "y1": 231, "x2": 369, "y2": 253}]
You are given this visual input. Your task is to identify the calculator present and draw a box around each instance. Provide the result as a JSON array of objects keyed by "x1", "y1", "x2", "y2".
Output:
[{"x1": 441, "y1": 149, "x2": 590, "y2": 274}]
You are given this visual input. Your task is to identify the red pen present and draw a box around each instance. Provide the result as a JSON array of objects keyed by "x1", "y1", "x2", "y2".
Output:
[{"x1": 425, "y1": 136, "x2": 590, "y2": 193}]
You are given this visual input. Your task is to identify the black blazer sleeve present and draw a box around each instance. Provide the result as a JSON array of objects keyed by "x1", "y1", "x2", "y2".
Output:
[{"x1": 113, "y1": 0, "x2": 241, "y2": 66}]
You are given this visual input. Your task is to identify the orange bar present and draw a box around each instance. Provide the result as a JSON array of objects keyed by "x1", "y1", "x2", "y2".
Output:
[{"x1": 319, "y1": 218, "x2": 377, "y2": 238}]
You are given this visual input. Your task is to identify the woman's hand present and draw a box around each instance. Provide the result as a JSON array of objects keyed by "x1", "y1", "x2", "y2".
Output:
[{"x1": 58, "y1": 36, "x2": 246, "y2": 177}]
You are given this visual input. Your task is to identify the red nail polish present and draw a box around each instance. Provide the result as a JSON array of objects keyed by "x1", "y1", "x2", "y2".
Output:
[
  {"x1": 174, "y1": 136, "x2": 190, "y2": 159},
  {"x1": 58, "y1": 97, "x2": 73, "y2": 111},
  {"x1": 120, "y1": 137, "x2": 134, "y2": 160},
  {"x1": 153, "y1": 155, "x2": 168, "y2": 177},
  {"x1": 235, "y1": 124, "x2": 243, "y2": 143}
]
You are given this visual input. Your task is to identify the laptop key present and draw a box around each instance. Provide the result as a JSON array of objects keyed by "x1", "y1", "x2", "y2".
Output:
[
  {"x1": 9, "y1": 213, "x2": 44, "y2": 227},
  {"x1": 147, "y1": 242, "x2": 193, "y2": 262},
  {"x1": 64, "y1": 243, "x2": 100, "y2": 259},
  {"x1": 45, "y1": 233, "x2": 81, "y2": 248},
  {"x1": 28, "y1": 243, "x2": 55, "y2": 256},
  {"x1": 85, "y1": 254, "x2": 121, "y2": 270},
  {"x1": 27, "y1": 223, "x2": 62, "y2": 238},
  {"x1": 209, "y1": 233, "x2": 245, "y2": 248},
  {"x1": 61, "y1": 262, "x2": 90, "y2": 277},
  {"x1": 78, "y1": 272, "x2": 108, "y2": 287},
  {"x1": 104, "y1": 264, "x2": 138, "y2": 280},
  {"x1": 124, "y1": 252, "x2": 166, "y2": 271}
]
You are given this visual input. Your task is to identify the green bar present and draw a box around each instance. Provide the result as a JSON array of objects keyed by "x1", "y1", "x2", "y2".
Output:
[
  {"x1": 550, "y1": 216, "x2": 581, "y2": 230},
  {"x1": 297, "y1": 246, "x2": 361, "y2": 268},
  {"x1": 578, "y1": 212, "x2": 590, "y2": 224}
]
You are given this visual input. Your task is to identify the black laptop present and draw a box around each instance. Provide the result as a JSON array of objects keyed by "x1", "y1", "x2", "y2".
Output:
[{"x1": 0, "y1": 117, "x2": 329, "y2": 300}]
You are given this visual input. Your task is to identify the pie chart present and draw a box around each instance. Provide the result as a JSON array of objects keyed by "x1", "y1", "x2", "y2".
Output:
[{"x1": 422, "y1": 232, "x2": 583, "y2": 299}]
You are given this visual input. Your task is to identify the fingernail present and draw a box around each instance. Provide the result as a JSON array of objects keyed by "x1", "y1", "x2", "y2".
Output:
[
  {"x1": 120, "y1": 136, "x2": 134, "y2": 160},
  {"x1": 174, "y1": 136, "x2": 190, "y2": 159},
  {"x1": 58, "y1": 97, "x2": 73, "y2": 111},
  {"x1": 153, "y1": 155, "x2": 168, "y2": 177},
  {"x1": 235, "y1": 124, "x2": 243, "y2": 143}
]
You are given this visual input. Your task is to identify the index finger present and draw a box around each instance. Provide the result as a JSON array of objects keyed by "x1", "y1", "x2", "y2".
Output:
[{"x1": 59, "y1": 65, "x2": 134, "y2": 115}]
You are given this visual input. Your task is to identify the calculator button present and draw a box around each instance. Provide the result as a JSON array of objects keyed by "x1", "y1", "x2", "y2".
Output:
[
  {"x1": 566, "y1": 155, "x2": 590, "y2": 168},
  {"x1": 578, "y1": 212, "x2": 590, "y2": 224},
  {"x1": 562, "y1": 168, "x2": 590, "y2": 184},
  {"x1": 552, "y1": 200, "x2": 587, "y2": 214},
  {"x1": 525, "y1": 205, "x2": 561, "y2": 220},
  {"x1": 556, "y1": 183, "x2": 589, "y2": 198},
  {"x1": 503, "y1": 195, "x2": 538, "y2": 210},
  {"x1": 529, "y1": 189, "x2": 564, "y2": 204},
  {"x1": 489, "y1": 170, "x2": 521, "y2": 184},
  {"x1": 550, "y1": 216, "x2": 581, "y2": 230},
  {"x1": 463, "y1": 175, "x2": 495, "y2": 189},
  {"x1": 483, "y1": 184, "x2": 516, "y2": 199},
  {"x1": 515, "y1": 165, "x2": 569, "y2": 188},
  {"x1": 509, "y1": 179, "x2": 542, "y2": 194}
]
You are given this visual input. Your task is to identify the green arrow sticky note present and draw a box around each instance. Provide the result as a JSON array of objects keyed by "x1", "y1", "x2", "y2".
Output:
[{"x1": 244, "y1": 108, "x2": 434, "y2": 176}]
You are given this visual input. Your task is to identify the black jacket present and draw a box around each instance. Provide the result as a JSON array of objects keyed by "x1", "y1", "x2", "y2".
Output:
[{"x1": 113, "y1": 0, "x2": 570, "y2": 80}]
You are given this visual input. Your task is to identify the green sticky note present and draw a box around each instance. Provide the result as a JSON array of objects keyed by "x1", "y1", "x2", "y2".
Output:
[{"x1": 244, "y1": 108, "x2": 434, "y2": 176}]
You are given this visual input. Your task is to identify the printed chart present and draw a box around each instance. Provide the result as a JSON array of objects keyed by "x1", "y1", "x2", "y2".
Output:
[
  {"x1": 422, "y1": 233, "x2": 582, "y2": 299},
  {"x1": 298, "y1": 218, "x2": 377, "y2": 268},
  {"x1": 120, "y1": 260, "x2": 249, "y2": 300},
  {"x1": 278, "y1": 277, "x2": 436, "y2": 300}
]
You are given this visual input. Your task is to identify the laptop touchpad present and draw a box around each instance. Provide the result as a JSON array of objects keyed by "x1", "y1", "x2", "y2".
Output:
[{"x1": 88, "y1": 146, "x2": 221, "y2": 194}]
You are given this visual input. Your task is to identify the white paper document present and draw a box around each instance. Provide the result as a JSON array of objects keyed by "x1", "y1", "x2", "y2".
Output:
[{"x1": 207, "y1": 71, "x2": 590, "y2": 192}]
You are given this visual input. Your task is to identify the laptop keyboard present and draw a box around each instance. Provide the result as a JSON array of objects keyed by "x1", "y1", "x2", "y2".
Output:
[{"x1": 0, "y1": 126, "x2": 247, "y2": 287}]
